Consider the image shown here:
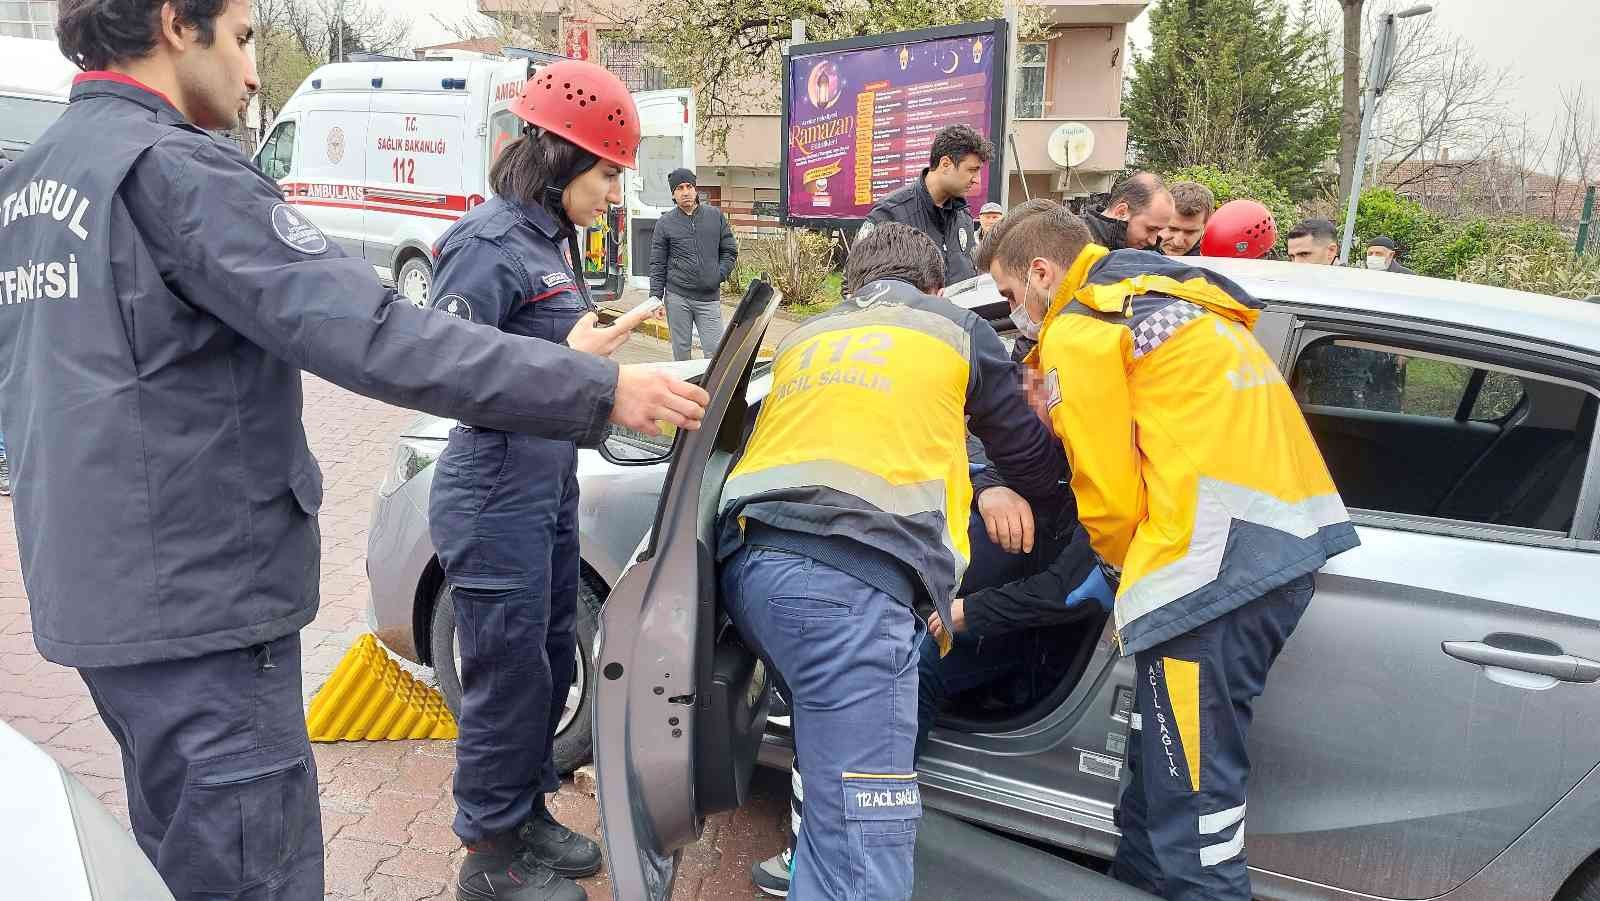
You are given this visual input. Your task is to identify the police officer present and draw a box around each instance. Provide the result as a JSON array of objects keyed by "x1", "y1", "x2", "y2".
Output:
[
  {"x1": 719, "y1": 222, "x2": 1065, "y2": 901},
  {"x1": 979, "y1": 200, "x2": 1357, "y2": 901},
  {"x1": 859, "y1": 124, "x2": 990, "y2": 284},
  {"x1": 426, "y1": 60, "x2": 652, "y2": 901},
  {"x1": 0, "y1": 2, "x2": 708, "y2": 897}
]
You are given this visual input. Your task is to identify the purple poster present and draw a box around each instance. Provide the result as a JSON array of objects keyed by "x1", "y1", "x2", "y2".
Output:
[{"x1": 785, "y1": 31, "x2": 999, "y2": 222}]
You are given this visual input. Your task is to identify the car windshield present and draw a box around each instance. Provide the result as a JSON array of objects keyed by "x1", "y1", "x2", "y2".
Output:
[{"x1": 0, "y1": 95, "x2": 67, "y2": 147}]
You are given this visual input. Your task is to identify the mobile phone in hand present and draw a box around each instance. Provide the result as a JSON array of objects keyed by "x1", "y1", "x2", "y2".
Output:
[{"x1": 617, "y1": 297, "x2": 665, "y2": 329}]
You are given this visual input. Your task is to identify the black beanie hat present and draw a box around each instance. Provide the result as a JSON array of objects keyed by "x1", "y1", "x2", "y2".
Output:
[{"x1": 668, "y1": 168, "x2": 697, "y2": 191}]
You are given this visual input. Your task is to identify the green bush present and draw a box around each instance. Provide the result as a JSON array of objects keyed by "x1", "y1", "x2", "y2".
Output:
[
  {"x1": 734, "y1": 230, "x2": 842, "y2": 309},
  {"x1": 1409, "y1": 216, "x2": 1567, "y2": 279},
  {"x1": 1353, "y1": 189, "x2": 1439, "y2": 257},
  {"x1": 1456, "y1": 241, "x2": 1600, "y2": 299},
  {"x1": 1165, "y1": 165, "x2": 1296, "y2": 234}
]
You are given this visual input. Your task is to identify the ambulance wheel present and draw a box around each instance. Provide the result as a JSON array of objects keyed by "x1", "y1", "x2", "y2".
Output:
[
  {"x1": 397, "y1": 255, "x2": 433, "y2": 307},
  {"x1": 429, "y1": 579, "x2": 601, "y2": 775}
]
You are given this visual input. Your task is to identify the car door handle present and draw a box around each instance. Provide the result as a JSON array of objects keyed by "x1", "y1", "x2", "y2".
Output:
[{"x1": 1442, "y1": 640, "x2": 1600, "y2": 683}]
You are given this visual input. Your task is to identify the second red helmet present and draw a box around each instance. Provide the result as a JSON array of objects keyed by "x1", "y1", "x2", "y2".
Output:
[
  {"x1": 1201, "y1": 199, "x2": 1278, "y2": 259},
  {"x1": 509, "y1": 59, "x2": 640, "y2": 169}
]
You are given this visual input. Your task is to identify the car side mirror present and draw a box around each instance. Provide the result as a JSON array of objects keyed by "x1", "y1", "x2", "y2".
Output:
[{"x1": 597, "y1": 422, "x2": 678, "y2": 466}]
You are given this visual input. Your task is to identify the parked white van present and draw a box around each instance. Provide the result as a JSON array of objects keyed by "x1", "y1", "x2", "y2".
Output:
[
  {"x1": 257, "y1": 57, "x2": 693, "y2": 305},
  {"x1": 0, "y1": 36, "x2": 78, "y2": 166}
]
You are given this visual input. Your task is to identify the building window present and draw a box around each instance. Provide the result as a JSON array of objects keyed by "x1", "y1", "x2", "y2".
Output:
[
  {"x1": 599, "y1": 38, "x2": 670, "y2": 93},
  {"x1": 1014, "y1": 42, "x2": 1047, "y2": 119},
  {"x1": 0, "y1": 0, "x2": 56, "y2": 38}
]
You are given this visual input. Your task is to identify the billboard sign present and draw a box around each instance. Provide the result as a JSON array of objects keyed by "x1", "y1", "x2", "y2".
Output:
[{"x1": 780, "y1": 20, "x2": 1009, "y2": 226}]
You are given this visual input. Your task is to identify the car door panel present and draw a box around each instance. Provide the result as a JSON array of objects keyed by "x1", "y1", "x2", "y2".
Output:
[
  {"x1": 1244, "y1": 487, "x2": 1600, "y2": 900},
  {"x1": 593, "y1": 280, "x2": 781, "y2": 901}
]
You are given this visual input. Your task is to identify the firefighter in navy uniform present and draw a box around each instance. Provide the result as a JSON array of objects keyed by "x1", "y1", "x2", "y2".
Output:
[
  {"x1": 425, "y1": 60, "x2": 652, "y2": 901},
  {"x1": 718, "y1": 223, "x2": 1067, "y2": 901},
  {"x1": 0, "y1": 3, "x2": 708, "y2": 898}
]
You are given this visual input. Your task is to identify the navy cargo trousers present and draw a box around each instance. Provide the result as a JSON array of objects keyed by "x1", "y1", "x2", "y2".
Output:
[
  {"x1": 722, "y1": 544, "x2": 925, "y2": 901},
  {"x1": 1111, "y1": 575, "x2": 1315, "y2": 901}
]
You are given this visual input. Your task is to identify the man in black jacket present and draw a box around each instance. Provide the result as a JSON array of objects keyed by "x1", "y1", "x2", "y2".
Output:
[
  {"x1": 1085, "y1": 171, "x2": 1174, "y2": 252},
  {"x1": 650, "y1": 167, "x2": 739, "y2": 360},
  {"x1": 1364, "y1": 236, "x2": 1417, "y2": 274},
  {"x1": 860, "y1": 124, "x2": 993, "y2": 284}
]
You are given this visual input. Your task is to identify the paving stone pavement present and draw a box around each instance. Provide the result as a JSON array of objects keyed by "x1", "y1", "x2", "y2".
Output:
[{"x1": 0, "y1": 328, "x2": 789, "y2": 900}]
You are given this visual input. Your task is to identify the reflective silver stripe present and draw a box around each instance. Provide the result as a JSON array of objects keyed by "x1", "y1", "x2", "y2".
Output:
[
  {"x1": 1130, "y1": 713, "x2": 1143, "y2": 731},
  {"x1": 724, "y1": 460, "x2": 947, "y2": 520},
  {"x1": 1198, "y1": 803, "x2": 1245, "y2": 835},
  {"x1": 1116, "y1": 478, "x2": 1350, "y2": 631},
  {"x1": 778, "y1": 303, "x2": 971, "y2": 361},
  {"x1": 1199, "y1": 824, "x2": 1246, "y2": 867},
  {"x1": 791, "y1": 809, "x2": 803, "y2": 834},
  {"x1": 792, "y1": 767, "x2": 804, "y2": 800}
]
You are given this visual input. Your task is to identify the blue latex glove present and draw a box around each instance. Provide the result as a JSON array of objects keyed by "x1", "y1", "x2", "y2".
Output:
[{"x1": 1064, "y1": 566, "x2": 1115, "y2": 612}]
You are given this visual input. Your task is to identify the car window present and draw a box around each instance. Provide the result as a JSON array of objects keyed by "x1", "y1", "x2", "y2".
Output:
[
  {"x1": 1470, "y1": 371, "x2": 1525, "y2": 422},
  {"x1": 0, "y1": 95, "x2": 66, "y2": 146},
  {"x1": 488, "y1": 109, "x2": 522, "y2": 176},
  {"x1": 635, "y1": 135, "x2": 682, "y2": 208},
  {"x1": 1292, "y1": 336, "x2": 1593, "y2": 534},
  {"x1": 256, "y1": 120, "x2": 296, "y2": 180}
]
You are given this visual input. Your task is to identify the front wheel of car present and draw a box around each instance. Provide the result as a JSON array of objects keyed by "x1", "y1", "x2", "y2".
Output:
[
  {"x1": 1558, "y1": 855, "x2": 1600, "y2": 901},
  {"x1": 430, "y1": 578, "x2": 599, "y2": 775}
]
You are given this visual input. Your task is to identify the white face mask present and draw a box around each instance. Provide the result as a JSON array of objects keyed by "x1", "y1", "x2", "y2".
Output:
[
  {"x1": 1366, "y1": 254, "x2": 1389, "y2": 270},
  {"x1": 1009, "y1": 277, "x2": 1044, "y2": 340}
]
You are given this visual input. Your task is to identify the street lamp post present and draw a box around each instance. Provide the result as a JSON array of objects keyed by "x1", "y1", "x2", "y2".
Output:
[{"x1": 1338, "y1": 4, "x2": 1433, "y2": 265}]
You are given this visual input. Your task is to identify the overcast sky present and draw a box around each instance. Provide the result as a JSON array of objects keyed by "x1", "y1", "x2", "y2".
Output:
[
  {"x1": 394, "y1": 0, "x2": 1597, "y2": 150},
  {"x1": 1127, "y1": 0, "x2": 1600, "y2": 147}
]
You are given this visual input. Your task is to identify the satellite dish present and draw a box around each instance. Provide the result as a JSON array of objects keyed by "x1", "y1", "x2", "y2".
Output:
[{"x1": 1047, "y1": 122, "x2": 1095, "y2": 169}]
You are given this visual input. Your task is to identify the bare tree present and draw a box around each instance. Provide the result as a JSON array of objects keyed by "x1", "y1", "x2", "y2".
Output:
[
  {"x1": 1484, "y1": 114, "x2": 1553, "y2": 216},
  {"x1": 1548, "y1": 85, "x2": 1600, "y2": 224},
  {"x1": 1369, "y1": 18, "x2": 1509, "y2": 197},
  {"x1": 430, "y1": 0, "x2": 568, "y2": 53}
]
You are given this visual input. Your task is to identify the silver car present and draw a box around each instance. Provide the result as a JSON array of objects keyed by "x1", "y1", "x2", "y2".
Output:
[
  {"x1": 364, "y1": 283, "x2": 1010, "y2": 773},
  {"x1": 370, "y1": 265, "x2": 1600, "y2": 901}
]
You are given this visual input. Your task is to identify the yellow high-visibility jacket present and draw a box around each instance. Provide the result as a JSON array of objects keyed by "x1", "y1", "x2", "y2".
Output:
[
  {"x1": 719, "y1": 278, "x2": 1066, "y2": 630},
  {"x1": 1030, "y1": 246, "x2": 1358, "y2": 654}
]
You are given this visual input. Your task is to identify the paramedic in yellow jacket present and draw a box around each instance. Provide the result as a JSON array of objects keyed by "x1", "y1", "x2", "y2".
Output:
[
  {"x1": 976, "y1": 199, "x2": 1358, "y2": 901},
  {"x1": 719, "y1": 223, "x2": 1067, "y2": 901}
]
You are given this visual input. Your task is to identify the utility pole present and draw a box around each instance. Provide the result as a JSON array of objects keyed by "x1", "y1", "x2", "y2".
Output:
[
  {"x1": 1000, "y1": 0, "x2": 1020, "y2": 207},
  {"x1": 1338, "y1": 4, "x2": 1432, "y2": 265}
]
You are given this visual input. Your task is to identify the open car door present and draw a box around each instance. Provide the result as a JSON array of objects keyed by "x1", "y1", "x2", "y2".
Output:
[{"x1": 594, "y1": 280, "x2": 782, "y2": 900}]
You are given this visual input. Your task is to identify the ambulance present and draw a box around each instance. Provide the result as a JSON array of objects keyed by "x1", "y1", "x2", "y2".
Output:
[
  {"x1": 0, "y1": 36, "x2": 78, "y2": 167},
  {"x1": 256, "y1": 56, "x2": 693, "y2": 305}
]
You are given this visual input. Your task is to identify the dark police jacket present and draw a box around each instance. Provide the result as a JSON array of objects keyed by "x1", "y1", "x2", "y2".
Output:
[
  {"x1": 862, "y1": 170, "x2": 979, "y2": 284},
  {"x1": 0, "y1": 74, "x2": 620, "y2": 667}
]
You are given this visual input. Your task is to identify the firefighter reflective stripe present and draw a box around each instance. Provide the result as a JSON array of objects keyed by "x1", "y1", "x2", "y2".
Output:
[
  {"x1": 1198, "y1": 803, "x2": 1245, "y2": 835},
  {"x1": 1163, "y1": 657, "x2": 1201, "y2": 793},
  {"x1": 726, "y1": 462, "x2": 946, "y2": 520},
  {"x1": 1115, "y1": 479, "x2": 1350, "y2": 632}
]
